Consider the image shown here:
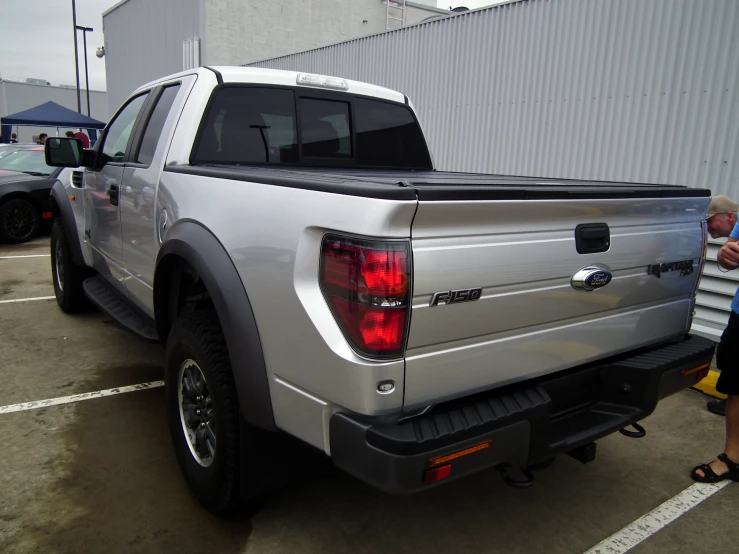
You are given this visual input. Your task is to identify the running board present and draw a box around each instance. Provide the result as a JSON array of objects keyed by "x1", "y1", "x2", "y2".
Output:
[{"x1": 83, "y1": 277, "x2": 159, "y2": 342}]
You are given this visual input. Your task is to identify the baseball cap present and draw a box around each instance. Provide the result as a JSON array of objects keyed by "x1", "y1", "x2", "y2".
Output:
[{"x1": 707, "y1": 195, "x2": 739, "y2": 218}]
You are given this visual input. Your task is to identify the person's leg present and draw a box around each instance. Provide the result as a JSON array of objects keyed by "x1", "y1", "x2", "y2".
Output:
[
  {"x1": 726, "y1": 395, "x2": 739, "y2": 460},
  {"x1": 692, "y1": 312, "x2": 739, "y2": 481},
  {"x1": 695, "y1": 395, "x2": 739, "y2": 478}
]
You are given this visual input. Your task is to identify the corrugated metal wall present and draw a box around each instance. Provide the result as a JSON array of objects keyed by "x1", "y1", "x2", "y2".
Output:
[
  {"x1": 248, "y1": 0, "x2": 739, "y2": 339},
  {"x1": 696, "y1": 239, "x2": 739, "y2": 339}
]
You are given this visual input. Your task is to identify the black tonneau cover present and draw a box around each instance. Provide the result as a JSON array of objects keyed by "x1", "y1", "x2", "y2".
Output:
[{"x1": 166, "y1": 165, "x2": 711, "y2": 200}]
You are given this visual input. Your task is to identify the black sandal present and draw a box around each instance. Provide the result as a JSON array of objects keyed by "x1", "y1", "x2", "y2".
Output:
[{"x1": 691, "y1": 453, "x2": 739, "y2": 483}]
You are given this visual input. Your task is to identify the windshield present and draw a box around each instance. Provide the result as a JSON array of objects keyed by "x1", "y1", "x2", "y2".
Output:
[
  {"x1": 0, "y1": 146, "x2": 25, "y2": 160},
  {"x1": 0, "y1": 149, "x2": 54, "y2": 176}
]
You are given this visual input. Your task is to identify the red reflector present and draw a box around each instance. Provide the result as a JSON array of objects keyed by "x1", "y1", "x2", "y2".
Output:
[
  {"x1": 333, "y1": 298, "x2": 406, "y2": 352},
  {"x1": 682, "y1": 363, "x2": 710, "y2": 376},
  {"x1": 41, "y1": 212, "x2": 53, "y2": 219},
  {"x1": 322, "y1": 241, "x2": 408, "y2": 296},
  {"x1": 423, "y1": 464, "x2": 451, "y2": 484}
]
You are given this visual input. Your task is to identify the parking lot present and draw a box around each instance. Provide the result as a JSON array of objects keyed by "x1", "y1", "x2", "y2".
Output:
[{"x1": 0, "y1": 237, "x2": 736, "y2": 554}]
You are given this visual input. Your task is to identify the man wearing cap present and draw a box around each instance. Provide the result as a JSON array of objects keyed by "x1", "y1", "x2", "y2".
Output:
[
  {"x1": 704, "y1": 196, "x2": 738, "y2": 416},
  {"x1": 692, "y1": 195, "x2": 739, "y2": 482}
]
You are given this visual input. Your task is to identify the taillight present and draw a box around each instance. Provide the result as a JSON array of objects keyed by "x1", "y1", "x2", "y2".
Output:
[{"x1": 320, "y1": 234, "x2": 410, "y2": 359}]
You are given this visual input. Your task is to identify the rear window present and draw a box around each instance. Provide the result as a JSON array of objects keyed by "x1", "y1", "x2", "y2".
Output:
[
  {"x1": 192, "y1": 86, "x2": 431, "y2": 169},
  {"x1": 299, "y1": 98, "x2": 352, "y2": 159},
  {"x1": 193, "y1": 88, "x2": 297, "y2": 164},
  {"x1": 354, "y1": 98, "x2": 430, "y2": 168}
]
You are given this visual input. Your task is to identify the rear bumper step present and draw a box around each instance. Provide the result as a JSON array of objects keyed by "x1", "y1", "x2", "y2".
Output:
[{"x1": 329, "y1": 334, "x2": 715, "y2": 494}]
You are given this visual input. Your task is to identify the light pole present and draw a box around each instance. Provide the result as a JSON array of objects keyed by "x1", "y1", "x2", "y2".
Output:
[
  {"x1": 76, "y1": 25, "x2": 94, "y2": 116},
  {"x1": 71, "y1": 0, "x2": 81, "y2": 113}
]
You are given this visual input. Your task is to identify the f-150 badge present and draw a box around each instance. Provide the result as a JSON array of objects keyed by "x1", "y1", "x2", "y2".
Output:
[
  {"x1": 429, "y1": 288, "x2": 483, "y2": 306},
  {"x1": 571, "y1": 265, "x2": 613, "y2": 292}
]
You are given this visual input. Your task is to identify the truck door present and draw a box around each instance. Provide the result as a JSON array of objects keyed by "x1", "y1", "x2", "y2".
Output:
[
  {"x1": 118, "y1": 76, "x2": 196, "y2": 316},
  {"x1": 84, "y1": 92, "x2": 150, "y2": 293}
]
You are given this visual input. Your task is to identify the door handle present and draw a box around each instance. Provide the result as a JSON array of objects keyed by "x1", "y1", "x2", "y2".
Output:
[
  {"x1": 108, "y1": 184, "x2": 119, "y2": 207},
  {"x1": 575, "y1": 223, "x2": 610, "y2": 254}
]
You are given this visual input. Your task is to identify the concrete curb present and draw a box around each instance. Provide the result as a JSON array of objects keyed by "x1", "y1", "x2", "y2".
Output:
[{"x1": 691, "y1": 370, "x2": 728, "y2": 400}]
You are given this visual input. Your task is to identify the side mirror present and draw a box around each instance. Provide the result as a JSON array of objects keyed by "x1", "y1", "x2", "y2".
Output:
[{"x1": 45, "y1": 137, "x2": 83, "y2": 167}]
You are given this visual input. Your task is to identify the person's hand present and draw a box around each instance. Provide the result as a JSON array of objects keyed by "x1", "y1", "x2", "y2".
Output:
[{"x1": 718, "y1": 241, "x2": 739, "y2": 270}]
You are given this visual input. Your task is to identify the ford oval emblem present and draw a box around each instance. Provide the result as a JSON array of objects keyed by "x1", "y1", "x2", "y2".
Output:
[{"x1": 571, "y1": 265, "x2": 613, "y2": 292}]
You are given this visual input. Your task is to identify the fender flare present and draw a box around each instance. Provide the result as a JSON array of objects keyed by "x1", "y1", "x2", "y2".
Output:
[
  {"x1": 49, "y1": 181, "x2": 85, "y2": 266},
  {"x1": 155, "y1": 221, "x2": 275, "y2": 431}
]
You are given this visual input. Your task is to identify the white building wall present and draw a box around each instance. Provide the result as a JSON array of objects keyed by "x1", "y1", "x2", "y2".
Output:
[
  {"x1": 102, "y1": 0, "x2": 204, "y2": 114},
  {"x1": 0, "y1": 80, "x2": 108, "y2": 143},
  {"x1": 248, "y1": 0, "x2": 739, "y2": 339},
  {"x1": 102, "y1": 0, "x2": 445, "y2": 114},
  {"x1": 202, "y1": 0, "x2": 447, "y2": 65}
]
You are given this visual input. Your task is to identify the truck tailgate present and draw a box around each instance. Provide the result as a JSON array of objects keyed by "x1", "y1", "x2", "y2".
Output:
[{"x1": 405, "y1": 185, "x2": 709, "y2": 410}]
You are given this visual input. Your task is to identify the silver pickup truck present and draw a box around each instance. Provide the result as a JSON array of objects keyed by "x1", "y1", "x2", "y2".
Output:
[{"x1": 45, "y1": 66, "x2": 715, "y2": 513}]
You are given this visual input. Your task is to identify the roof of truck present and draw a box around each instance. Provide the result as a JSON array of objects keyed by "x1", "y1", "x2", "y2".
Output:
[
  {"x1": 217, "y1": 67, "x2": 405, "y2": 103},
  {"x1": 133, "y1": 66, "x2": 406, "y2": 104}
]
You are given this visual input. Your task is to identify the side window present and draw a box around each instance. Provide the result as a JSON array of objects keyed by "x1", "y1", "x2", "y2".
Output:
[
  {"x1": 136, "y1": 84, "x2": 181, "y2": 165},
  {"x1": 101, "y1": 93, "x2": 149, "y2": 163},
  {"x1": 299, "y1": 98, "x2": 351, "y2": 158},
  {"x1": 194, "y1": 88, "x2": 297, "y2": 164}
]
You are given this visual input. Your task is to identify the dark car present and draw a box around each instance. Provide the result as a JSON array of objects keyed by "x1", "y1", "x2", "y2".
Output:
[{"x1": 0, "y1": 147, "x2": 60, "y2": 243}]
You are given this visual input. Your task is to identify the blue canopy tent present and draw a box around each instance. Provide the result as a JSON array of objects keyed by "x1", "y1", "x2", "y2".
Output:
[{"x1": 1, "y1": 101, "x2": 106, "y2": 145}]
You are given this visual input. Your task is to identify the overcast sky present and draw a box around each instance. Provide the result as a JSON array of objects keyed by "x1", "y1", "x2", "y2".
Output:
[
  {"x1": 0, "y1": 0, "x2": 114, "y2": 90},
  {"x1": 0, "y1": 0, "x2": 505, "y2": 92}
]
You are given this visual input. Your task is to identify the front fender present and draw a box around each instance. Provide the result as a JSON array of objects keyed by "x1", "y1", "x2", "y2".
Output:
[
  {"x1": 155, "y1": 221, "x2": 275, "y2": 431},
  {"x1": 49, "y1": 180, "x2": 87, "y2": 266}
]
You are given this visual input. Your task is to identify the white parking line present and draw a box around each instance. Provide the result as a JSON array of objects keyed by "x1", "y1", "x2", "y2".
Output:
[
  {"x1": 0, "y1": 254, "x2": 50, "y2": 259},
  {"x1": 0, "y1": 381, "x2": 165, "y2": 415},
  {"x1": 584, "y1": 480, "x2": 732, "y2": 553},
  {"x1": 0, "y1": 296, "x2": 55, "y2": 304}
]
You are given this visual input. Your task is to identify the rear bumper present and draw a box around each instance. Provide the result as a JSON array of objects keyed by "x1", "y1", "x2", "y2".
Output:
[{"x1": 329, "y1": 334, "x2": 715, "y2": 494}]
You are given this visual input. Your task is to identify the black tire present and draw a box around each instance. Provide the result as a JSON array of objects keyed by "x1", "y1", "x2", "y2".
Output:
[
  {"x1": 0, "y1": 198, "x2": 40, "y2": 244},
  {"x1": 51, "y1": 219, "x2": 94, "y2": 313},
  {"x1": 165, "y1": 312, "x2": 245, "y2": 514}
]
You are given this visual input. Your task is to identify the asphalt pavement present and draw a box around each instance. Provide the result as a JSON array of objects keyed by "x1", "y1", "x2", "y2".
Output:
[{"x1": 0, "y1": 237, "x2": 736, "y2": 554}]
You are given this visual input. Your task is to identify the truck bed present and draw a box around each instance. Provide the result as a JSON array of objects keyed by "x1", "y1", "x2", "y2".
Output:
[{"x1": 168, "y1": 162, "x2": 710, "y2": 410}]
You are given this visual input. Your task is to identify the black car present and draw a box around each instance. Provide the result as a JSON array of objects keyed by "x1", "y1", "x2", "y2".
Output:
[{"x1": 0, "y1": 147, "x2": 60, "y2": 243}]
